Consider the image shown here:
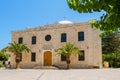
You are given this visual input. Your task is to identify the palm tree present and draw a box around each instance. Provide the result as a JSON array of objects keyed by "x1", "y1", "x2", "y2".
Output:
[
  {"x1": 4, "y1": 42, "x2": 30, "y2": 69},
  {"x1": 56, "y1": 42, "x2": 81, "y2": 69}
]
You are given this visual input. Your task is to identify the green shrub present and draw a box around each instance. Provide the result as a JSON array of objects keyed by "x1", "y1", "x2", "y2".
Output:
[
  {"x1": 102, "y1": 52, "x2": 120, "y2": 68},
  {"x1": 0, "y1": 52, "x2": 9, "y2": 61},
  {"x1": 0, "y1": 64, "x2": 3, "y2": 68}
]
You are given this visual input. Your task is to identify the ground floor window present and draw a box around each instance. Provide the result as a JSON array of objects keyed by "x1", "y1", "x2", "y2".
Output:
[
  {"x1": 78, "y1": 50, "x2": 85, "y2": 61},
  {"x1": 61, "y1": 54, "x2": 66, "y2": 61},
  {"x1": 31, "y1": 52, "x2": 36, "y2": 62},
  {"x1": 20, "y1": 53, "x2": 22, "y2": 61}
]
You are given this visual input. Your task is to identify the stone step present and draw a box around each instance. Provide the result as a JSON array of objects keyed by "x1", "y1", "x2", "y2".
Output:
[{"x1": 33, "y1": 66, "x2": 59, "y2": 69}]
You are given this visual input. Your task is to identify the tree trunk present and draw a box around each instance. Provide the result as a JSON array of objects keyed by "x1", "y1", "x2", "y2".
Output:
[
  {"x1": 16, "y1": 62, "x2": 20, "y2": 69},
  {"x1": 66, "y1": 55, "x2": 71, "y2": 69},
  {"x1": 15, "y1": 54, "x2": 21, "y2": 69}
]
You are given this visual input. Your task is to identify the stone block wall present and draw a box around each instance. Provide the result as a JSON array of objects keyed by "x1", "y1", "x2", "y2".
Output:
[{"x1": 11, "y1": 22, "x2": 102, "y2": 68}]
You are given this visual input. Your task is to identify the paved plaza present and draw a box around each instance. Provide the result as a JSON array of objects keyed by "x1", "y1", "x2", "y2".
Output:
[{"x1": 0, "y1": 68, "x2": 120, "y2": 80}]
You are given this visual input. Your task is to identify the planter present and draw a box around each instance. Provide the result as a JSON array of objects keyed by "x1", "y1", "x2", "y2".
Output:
[{"x1": 103, "y1": 61, "x2": 109, "y2": 68}]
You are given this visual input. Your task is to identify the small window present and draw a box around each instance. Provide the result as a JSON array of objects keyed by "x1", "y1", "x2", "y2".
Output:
[
  {"x1": 61, "y1": 33, "x2": 67, "y2": 42},
  {"x1": 61, "y1": 54, "x2": 66, "y2": 61},
  {"x1": 31, "y1": 52, "x2": 36, "y2": 62},
  {"x1": 18, "y1": 37, "x2": 23, "y2": 43},
  {"x1": 78, "y1": 50, "x2": 85, "y2": 61},
  {"x1": 32, "y1": 36, "x2": 36, "y2": 44},
  {"x1": 78, "y1": 32, "x2": 84, "y2": 41}
]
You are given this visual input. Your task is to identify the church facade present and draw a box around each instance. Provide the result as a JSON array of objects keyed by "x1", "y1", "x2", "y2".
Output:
[{"x1": 11, "y1": 20, "x2": 102, "y2": 68}]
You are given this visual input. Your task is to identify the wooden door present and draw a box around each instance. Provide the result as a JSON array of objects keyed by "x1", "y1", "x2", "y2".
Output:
[{"x1": 44, "y1": 51, "x2": 52, "y2": 66}]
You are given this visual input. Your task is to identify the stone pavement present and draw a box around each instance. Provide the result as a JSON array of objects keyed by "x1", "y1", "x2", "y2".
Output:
[{"x1": 0, "y1": 68, "x2": 120, "y2": 80}]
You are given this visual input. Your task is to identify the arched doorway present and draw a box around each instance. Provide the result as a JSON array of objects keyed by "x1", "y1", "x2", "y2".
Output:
[{"x1": 44, "y1": 51, "x2": 52, "y2": 66}]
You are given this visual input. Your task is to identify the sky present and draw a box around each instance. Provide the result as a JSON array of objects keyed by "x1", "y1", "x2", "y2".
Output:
[{"x1": 0, "y1": 0, "x2": 104, "y2": 50}]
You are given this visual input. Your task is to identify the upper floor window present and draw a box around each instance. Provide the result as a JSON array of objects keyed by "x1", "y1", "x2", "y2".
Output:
[
  {"x1": 78, "y1": 50, "x2": 85, "y2": 61},
  {"x1": 31, "y1": 52, "x2": 36, "y2": 62},
  {"x1": 61, "y1": 54, "x2": 66, "y2": 61},
  {"x1": 18, "y1": 37, "x2": 23, "y2": 43},
  {"x1": 45, "y1": 35, "x2": 51, "y2": 41},
  {"x1": 61, "y1": 33, "x2": 67, "y2": 42},
  {"x1": 32, "y1": 36, "x2": 36, "y2": 44},
  {"x1": 78, "y1": 32, "x2": 84, "y2": 41}
]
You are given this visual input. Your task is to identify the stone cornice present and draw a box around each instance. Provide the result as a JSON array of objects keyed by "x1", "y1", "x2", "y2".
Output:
[{"x1": 12, "y1": 22, "x2": 89, "y2": 33}]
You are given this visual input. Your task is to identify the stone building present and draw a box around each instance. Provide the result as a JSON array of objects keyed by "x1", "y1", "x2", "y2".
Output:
[{"x1": 11, "y1": 20, "x2": 102, "y2": 68}]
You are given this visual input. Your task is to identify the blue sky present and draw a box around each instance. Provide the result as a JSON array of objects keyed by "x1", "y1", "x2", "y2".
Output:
[{"x1": 0, "y1": 0, "x2": 103, "y2": 50}]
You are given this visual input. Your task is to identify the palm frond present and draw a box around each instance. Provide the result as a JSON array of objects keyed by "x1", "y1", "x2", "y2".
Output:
[
  {"x1": 4, "y1": 41, "x2": 30, "y2": 55},
  {"x1": 56, "y1": 42, "x2": 81, "y2": 56}
]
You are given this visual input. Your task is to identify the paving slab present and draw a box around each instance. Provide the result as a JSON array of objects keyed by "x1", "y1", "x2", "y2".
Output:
[{"x1": 0, "y1": 68, "x2": 120, "y2": 80}]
